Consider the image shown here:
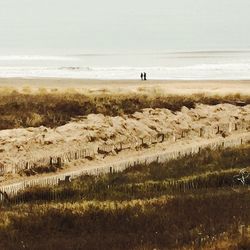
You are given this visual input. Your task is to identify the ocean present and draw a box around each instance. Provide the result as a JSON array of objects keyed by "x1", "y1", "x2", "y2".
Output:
[
  {"x1": 1, "y1": 0, "x2": 250, "y2": 80},
  {"x1": 0, "y1": 51, "x2": 250, "y2": 80}
]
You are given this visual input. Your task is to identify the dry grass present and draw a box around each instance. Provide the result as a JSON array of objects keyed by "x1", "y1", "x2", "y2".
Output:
[
  {"x1": 0, "y1": 89, "x2": 249, "y2": 129},
  {"x1": 0, "y1": 144, "x2": 249, "y2": 249},
  {"x1": 0, "y1": 190, "x2": 250, "y2": 250}
]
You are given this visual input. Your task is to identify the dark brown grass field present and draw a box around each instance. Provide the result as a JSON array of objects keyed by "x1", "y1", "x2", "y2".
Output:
[{"x1": 0, "y1": 144, "x2": 250, "y2": 250}]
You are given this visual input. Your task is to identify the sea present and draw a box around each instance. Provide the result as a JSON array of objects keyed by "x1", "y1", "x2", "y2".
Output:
[{"x1": 0, "y1": 50, "x2": 250, "y2": 80}]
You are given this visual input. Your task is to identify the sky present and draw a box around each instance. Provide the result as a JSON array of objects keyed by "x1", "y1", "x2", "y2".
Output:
[{"x1": 0, "y1": 0, "x2": 250, "y2": 54}]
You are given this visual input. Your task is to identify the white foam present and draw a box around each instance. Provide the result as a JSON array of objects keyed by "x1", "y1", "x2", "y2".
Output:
[
  {"x1": 0, "y1": 64, "x2": 250, "y2": 79},
  {"x1": 1, "y1": 51, "x2": 250, "y2": 79}
]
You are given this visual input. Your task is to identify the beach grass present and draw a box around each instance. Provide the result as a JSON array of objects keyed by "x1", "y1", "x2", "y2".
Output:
[
  {"x1": 1, "y1": 143, "x2": 249, "y2": 249},
  {"x1": 0, "y1": 89, "x2": 249, "y2": 130}
]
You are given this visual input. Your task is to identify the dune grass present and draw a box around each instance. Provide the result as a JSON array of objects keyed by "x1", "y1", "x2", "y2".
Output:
[
  {"x1": 10, "y1": 143, "x2": 250, "y2": 203},
  {"x1": 0, "y1": 90, "x2": 249, "y2": 129},
  {"x1": 0, "y1": 189, "x2": 249, "y2": 250},
  {"x1": 0, "y1": 144, "x2": 249, "y2": 249}
]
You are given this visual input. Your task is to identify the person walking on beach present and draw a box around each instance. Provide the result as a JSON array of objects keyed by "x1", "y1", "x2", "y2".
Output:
[
  {"x1": 143, "y1": 72, "x2": 147, "y2": 81},
  {"x1": 140, "y1": 72, "x2": 143, "y2": 80}
]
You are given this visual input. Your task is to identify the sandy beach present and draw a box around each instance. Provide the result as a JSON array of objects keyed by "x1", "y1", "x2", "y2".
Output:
[{"x1": 0, "y1": 78, "x2": 250, "y2": 95}]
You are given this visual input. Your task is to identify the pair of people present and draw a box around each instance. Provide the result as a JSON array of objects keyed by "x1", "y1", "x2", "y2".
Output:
[{"x1": 140, "y1": 72, "x2": 147, "y2": 81}]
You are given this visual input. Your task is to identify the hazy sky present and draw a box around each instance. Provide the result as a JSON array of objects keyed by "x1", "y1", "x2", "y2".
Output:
[{"x1": 0, "y1": 0, "x2": 250, "y2": 54}]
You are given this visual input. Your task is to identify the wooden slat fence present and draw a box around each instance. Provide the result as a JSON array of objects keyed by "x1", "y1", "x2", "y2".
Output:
[
  {"x1": 0, "y1": 131, "x2": 250, "y2": 200},
  {"x1": 1, "y1": 119, "x2": 249, "y2": 176}
]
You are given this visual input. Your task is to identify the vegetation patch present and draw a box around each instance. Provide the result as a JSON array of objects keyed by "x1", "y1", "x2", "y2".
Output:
[
  {"x1": 0, "y1": 144, "x2": 249, "y2": 249},
  {"x1": 0, "y1": 91, "x2": 249, "y2": 129}
]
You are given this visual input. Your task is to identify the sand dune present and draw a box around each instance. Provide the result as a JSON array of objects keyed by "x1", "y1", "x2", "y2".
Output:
[{"x1": 0, "y1": 103, "x2": 249, "y2": 182}]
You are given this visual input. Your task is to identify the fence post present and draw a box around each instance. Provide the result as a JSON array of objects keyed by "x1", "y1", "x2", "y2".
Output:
[
  {"x1": 181, "y1": 130, "x2": 185, "y2": 138},
  {"x1": 57, "y1": 157, "x2": 62, "y2": 168},
  {"x1": 141, "y1": 138, "x2": 144, "y2": 145},
  {"x1": 159, "y1": 133, "x2": 164, "y2": 143},
  {"x1": 173, "y1": 133, "x2": 176, "y2": 142},
  {"x1": 156, "y1": 156, "x2": 159, "y2": 164},
  {"x1": 162, "y1": 134, "x2": 165, "y2": 142}
]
